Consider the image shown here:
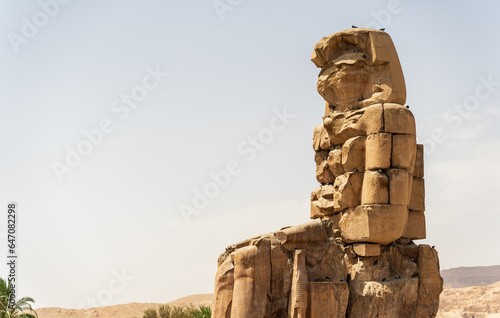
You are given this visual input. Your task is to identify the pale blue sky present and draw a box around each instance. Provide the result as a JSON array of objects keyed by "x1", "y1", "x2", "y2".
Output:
[{"x1": 1, "y1": 0, "x2": 500, "y2": 309}]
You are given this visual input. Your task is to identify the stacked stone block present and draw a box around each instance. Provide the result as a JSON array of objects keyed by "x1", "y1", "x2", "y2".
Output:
[{"x1": 311, "y1": 103, "x2": 427, "y2": 256}]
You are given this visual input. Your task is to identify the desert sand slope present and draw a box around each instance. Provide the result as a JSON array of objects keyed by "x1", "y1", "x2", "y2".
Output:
[
  {"x1": 165, "y1": 294, "x2": 213, "y2": 307},
  {"x1": 437, "y1": 281, "x2": 500, "y2": 318},
  {"x1": 441, "y1": 265, "x2": 500, "y2": 288},
  {"x1": 35, "y1": 294, "x2": 213, "y2": 318}
]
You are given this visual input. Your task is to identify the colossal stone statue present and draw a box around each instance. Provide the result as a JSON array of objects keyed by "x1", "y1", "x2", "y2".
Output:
[{"x1": 213, "y1": 28, "x2": 443, "y2": 318}]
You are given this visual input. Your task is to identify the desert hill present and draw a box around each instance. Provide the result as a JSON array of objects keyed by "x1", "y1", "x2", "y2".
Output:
[
  {"x1": 35, "y1": 294, "x2": 212, "y2": 318},
  {"x1": 441, "y1": 265, "x2": 500, "y2": 288},
  {"x1": 437, "y1": 281, "x2": 500, "y2": 318}
]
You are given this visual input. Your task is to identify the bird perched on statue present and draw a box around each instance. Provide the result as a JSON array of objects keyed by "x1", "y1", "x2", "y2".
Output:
[
  {"x1": 352, "y1": 25, "x2": 358, "y2": 28},
  {"x1": 380, "y1": 28, "x2": 386, "y2": 31}
]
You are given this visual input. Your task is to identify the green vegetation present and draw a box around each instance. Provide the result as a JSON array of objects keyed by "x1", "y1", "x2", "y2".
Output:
[
  {"x1": 141, "y1": 305, "x2": 211, "y2": 318},
  {"x1": 191, "y1": 306, "x2": 211, "y2": 318},
  {"x1": 0, "y1": 278, "x2": 37, "y2": 318}
]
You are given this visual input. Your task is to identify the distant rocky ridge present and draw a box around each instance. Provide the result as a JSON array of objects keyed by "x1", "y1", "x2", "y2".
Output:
[
  {"x1": 437, "y1": 281, "x2": 500, "y2": 318},
  {"x1": 441, "y1": 265, "x2": 500, "y2": 288}
]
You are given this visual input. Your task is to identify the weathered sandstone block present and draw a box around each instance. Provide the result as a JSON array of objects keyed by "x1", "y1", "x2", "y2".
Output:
[
  {"x1": 403, "y1": 211, "x2": 426, "y2": 240},
  {"x1": 365, "y1": 133, "x2": 392, "y2": 170},
  {"x1": 231, "y1": 238, "x2": 271, "y2": 318},
  {"x1": 392, "y1": 134, "x2": 416, "y2": 170},
  {"x1": 315, "y1": 158, "x2": 334, "y2": 184},
  {"x1": 279, "y1": 219, "x2": 329, "y2": 248},
  {"x1": 388, "y1": 168, "x2": 411, "y2": 206},
  {"x1": 309, "y1": 282, "x2": 349, "y2": 318},
  {"x1": 384, "y1": 103, "x2": 416, "y2": 136},
  {"x1": 341, "y1": 136, "x2": 366, "y2": 172},
  {"x1": 353, "y1": 243, "x2": 381, "y2": 257},
  {"x1": 409, "y1": 177, "x2": 425, "y2": 212},
  {"x1": 414, "y1": 144, "x2": 424, "y2": 178},
  {"x1": 339, "y1": 204, "x2": 408, "y2": 244},
  {"x1": 322, "y1": 104, "x2": 384, "y2": 146},
  {"x1": 316, "y1": 161, "x2": 333, "y2": 184},
  {"x1": 361, "y1": 170, "x2": 388, "y2": 204},
  {"x1": 333, "y1": 172, "x2": 363, "y2": 211},
  {"x1": 313, "y1": 124, "x2": 331, "y2": 151},
  {"x1": 345, "y1": 245, "x2": 420, "y2": 317},
  {"x1": 362, "y1": 104, "x2": 385, "y2": 135},
  {"x1": 415, "y1": 245, "x2": 443, "y2": 317},
  {"x1": 327, "y1": 148, "x2": 344, "y2": 177},
  {"x1": 269, "y1": 239, "x2": 292, "y2": 316},
  {"x1": 323, "y1": 111, "x2": 364, "y2": 146},
  {"x1": 310, "y1": 185, "x2": 335, "y2": 218},
  {"x1": 314, "y1": 150, "x2": 329, "y2": 166},
  {"x1": 213, "y1": 257, "x2": 234, "y2": 318}
]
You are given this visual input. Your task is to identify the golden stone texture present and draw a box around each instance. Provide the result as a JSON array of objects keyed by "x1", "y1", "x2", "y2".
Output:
[{"x1": 213, "y1": 28, "x2": 441, "y2": 318}]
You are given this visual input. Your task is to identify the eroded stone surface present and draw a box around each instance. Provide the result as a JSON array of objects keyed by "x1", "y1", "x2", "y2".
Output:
[
  {"x1": 416, "y1": 245, "x2": 443, "y2": 317},
  {"x1": 311, "y1": 185, "x2": 335, "y2": 218},
  {"x1": 403, "y1": 211, "x2": 426, "y2": 240},
  {"x1": 414, "y1": 144, "x2": 425, "y2": 178},
  {"x1": 214, "y1": 225, "x2": 442, "y2": 318},
  {"x1": 213, "y1": 28, "x2": 442, "y2": 318},
  {"x1": 361, "y1": 170, "x2": 389, "y2": 204},
  {"x1": 384, "y1": 103, "x2": 416, "y2": 136},
  {"x1": 312, "y1": 29, "x2": 406, "y2": 111},
  {"x1": 339, "y1": 204, "x2": 408, "y2": 245},
  {"x1": 388, "y1": 168, "x2": 411, "y2": 206},
  {"x1": 409, "y1": 177, "x2": 425, "y2": 212},
  {"x1": 310, "y1": 282, "x2": 349, "y2": 318},
  {"x1": 353, "y1": 243, "x2": 381, "y2": 257},
  {"x1": 315, "y1": 151, "x2": 335, "y2": 184},
  {"x1": 392, "y1": 134, "x2": 417, "y2": 170},
  {"x1": 313, "y1": 124, "x2": 332, "y2": 151},
  {"x1": 327, "y1": 148, "x2": 344, "y2": 177},
  {"x1": 341, "y1": 136, "x2": 366, "y2": 173},
  {"x1": 231, "y1": 238, "x2": 271, "y2": 318},
  {"x1": 365, "y1": 133, "x2": 392, "y2": 170},
  {"x1": 333, "y1": 172, "x2": 363, "y2": 211}
]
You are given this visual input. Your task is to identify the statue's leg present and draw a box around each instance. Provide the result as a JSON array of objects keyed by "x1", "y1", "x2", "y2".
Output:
[{"x1": 231, "y1": 238, "x2": 271, "y2": 318}]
